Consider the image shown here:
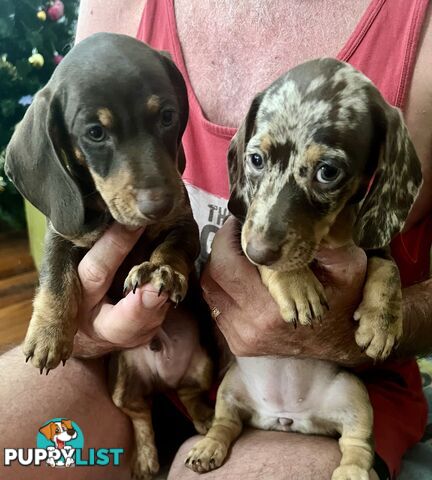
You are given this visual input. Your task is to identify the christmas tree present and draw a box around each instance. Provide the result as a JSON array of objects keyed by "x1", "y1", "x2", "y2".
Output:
[{"x1": 0, "y1": 0, "x2": 78, "y2": 232}]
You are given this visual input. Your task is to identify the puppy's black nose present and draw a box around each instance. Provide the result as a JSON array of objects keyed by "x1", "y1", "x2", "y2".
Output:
[
  {"x1": 246, "y1": 237, "x2": 281, "y2": 265},
  {"x1": 138, "y1": 189, "x2": 174, "y2": 219}
]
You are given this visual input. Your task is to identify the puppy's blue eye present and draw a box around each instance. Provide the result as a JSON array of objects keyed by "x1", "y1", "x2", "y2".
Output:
[
  {"x1": 87, "y1": 125, "x2": 106, "y2": 142},
  {"x1": 161, "y1": 110, "x2": 174, "y2": 126},
  {"x1": 249, "y1": 153, "x2": 264, "y2": 170},
  {"x1": 316, "y1": 164, "x2": 340, "y2": 183}
]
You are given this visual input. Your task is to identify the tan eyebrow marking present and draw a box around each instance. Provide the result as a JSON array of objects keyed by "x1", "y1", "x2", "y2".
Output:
[
  {"x1": 304, "y1": 143, "x2": 326, "y2": 166},
  {"x1": 97, "y1": 108, "x2": 114, "y2": 128},
  {"x1": 260, "y1": 135, "x2": 272, "y2": 154},
  {"x1": 146, "y1": 95, "x2": 160, "y2": 113}
]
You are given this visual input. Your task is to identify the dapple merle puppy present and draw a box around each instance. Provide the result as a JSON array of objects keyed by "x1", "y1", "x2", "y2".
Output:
[{"x1": 186, "y1": 58, "x2": 422, "y2": 480}]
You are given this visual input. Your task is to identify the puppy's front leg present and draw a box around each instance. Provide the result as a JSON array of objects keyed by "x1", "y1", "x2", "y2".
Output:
[
  {"x1": 327, "y1": 372, "x2": 374, "y2": 480},
  {"x1": 177, "y1": 348, "x2": 214, "y2": 435},
  {"x1": 124, "y1": 218, "x2": 199, "y2": 303},
  {"x1": 259, "y1": 265, "x2": 328, "y2": 326},
  {"x1": 23, "y1": 227, "x2": 82, "y2": 372},
  {"x1": 111, "y1": 353, "x2": 159, "y2": 480},
  {"x1": 185, "y1": 365, "x2": 243, "y2": 473},
  {"x1": 354, "y1": 251, "x2": 403, "y2": 360}
]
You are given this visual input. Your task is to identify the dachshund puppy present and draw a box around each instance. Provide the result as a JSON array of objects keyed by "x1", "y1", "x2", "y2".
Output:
[
  {"x1": 186, "y1": 59, "x2": 422, "y2": 479},
  {"x1": 6, "y1": 33, "x2": 213, "y2": 479}
]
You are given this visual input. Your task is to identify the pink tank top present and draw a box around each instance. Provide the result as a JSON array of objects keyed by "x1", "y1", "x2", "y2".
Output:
[{"x1": 137, "y1": 2, "x2": 430, "y2": 476}]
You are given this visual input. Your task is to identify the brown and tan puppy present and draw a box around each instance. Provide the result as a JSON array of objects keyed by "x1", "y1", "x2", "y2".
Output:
[
  {"x1": 6, "y1": 33, "x2": 214, "y2": 479},
  {"x1": 186, "y1": 59, "x2": 422, "y2": 480}
]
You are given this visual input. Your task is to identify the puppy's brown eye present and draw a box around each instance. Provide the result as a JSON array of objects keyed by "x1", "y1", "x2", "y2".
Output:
[
  {"x1": 161, "y1": 110, "x2": 174, "y2": 126},
  {"x1": 316, "y1": 164, "x2": 340, "y2": 183},
  {"x1": 87, "y1": 125, "x2": 106, "y2": 142},
  {"x1": 249, "y1": 153, "x2": 264, "y2": 170}
]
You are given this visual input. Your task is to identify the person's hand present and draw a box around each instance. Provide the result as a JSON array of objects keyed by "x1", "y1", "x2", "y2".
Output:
[
  {"x1": 74, "y1": 223, "x2": 170, "y2": 357},
  {"x1": 202, "y1": 217, "x2": 369, "y2": 366}
]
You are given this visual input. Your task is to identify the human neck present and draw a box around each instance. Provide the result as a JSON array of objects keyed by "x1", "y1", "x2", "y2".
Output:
[{"x1": 175, "y1": 0, "x2": 371, "y2": 127}]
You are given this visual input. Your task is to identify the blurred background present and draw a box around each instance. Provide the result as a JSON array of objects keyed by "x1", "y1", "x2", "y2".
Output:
[
  {"x1": 0, "y1": 0, "x2": 79, "y2": 346},
  {"x1": 0, "y1": 0, "x2": 78, "y2": 231}
]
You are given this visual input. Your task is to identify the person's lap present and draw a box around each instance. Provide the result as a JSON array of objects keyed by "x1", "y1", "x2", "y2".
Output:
[
  {"x1": 169, "y1": 431, "x2": 379, "y2": 480},
  {"x1": 0, "y1": 347, "x2": 132, "y2": 480},
  {"x1": 0, "y1": 347, "x2": 379, "y2": 480}
]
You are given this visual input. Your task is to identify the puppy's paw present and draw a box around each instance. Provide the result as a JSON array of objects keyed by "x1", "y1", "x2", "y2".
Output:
[
  {"x1": 124, "y1": 262, "x2": 187, "y2": 304},
  {"x1": 185, "y1": 437, "x2": 228, "y2": 473},
  {"x1": 131, "y1": 446, "x2": 159, "y2": 480},
  {"x1": 23, "y1": 319, "x2": 74, "y2": 373},
  {"x1": 269, "y1": 268, "x2": 327, "y2": 327},
  {"x1": 331, "y1": 465, "x2": 369, "y2": 480},
  {"x1": 354, "y1": 302, "x2": 402, "y2": 360}
]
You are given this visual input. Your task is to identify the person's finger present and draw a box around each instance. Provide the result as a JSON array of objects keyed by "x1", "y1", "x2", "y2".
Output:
[
  {"x1": 207, "y1": 217, "x2": 263, "y2": 304},
  {"x1": 91, "y1": 284, "x2": 169, "y2": 347},
  {"x1": 314, "y1": 245, "x2": 367, "y2": 289},
  {"x1": 201, "y1": 266, "x2": 238, "y2": 315},
  {"x1": 202, "y1": 264, "x2": 269, "y2": 356},
  {"x1": 78, "y1": 223, "x2": 144, "y2": 308},
  {"x1": 315, "y1": 244, "x2": 366, "y2": 267}
]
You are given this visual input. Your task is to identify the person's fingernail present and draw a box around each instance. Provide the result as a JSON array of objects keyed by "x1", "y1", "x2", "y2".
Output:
[{"x1": 142, "y1": 289, "x2": 167, "y2": 309}]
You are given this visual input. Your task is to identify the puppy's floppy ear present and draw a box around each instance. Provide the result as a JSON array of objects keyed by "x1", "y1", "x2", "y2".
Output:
[
  {"x1": 353, "y1": 98, "x2": 422, "y2": 249},
  {"x1": 227, "y1": 94, "x2": 262, "y2": 221},
  {"x1": 39, "y1": 422, "x2": 56, "y2": 441},
  {"x1": 158, "y1": 51, "x2": 189, "y2": 175},
  {"x1": 227, "y1": 125, "x2": 248, "y2": 221},
  {"x1": 177, "y1": 143, "x2": 186, "y2": 175},
  {"x1": 158, "y1": 50, "x2": 189, "y2": 142},
  {"x1": 5, "y1": 87, "x2": 85, "y2": 237}
]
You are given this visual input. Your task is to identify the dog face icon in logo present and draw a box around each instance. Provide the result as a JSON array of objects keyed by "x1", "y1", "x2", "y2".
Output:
[{"x1": 38, "y1": 419, "x2": 80, "y2": 467}]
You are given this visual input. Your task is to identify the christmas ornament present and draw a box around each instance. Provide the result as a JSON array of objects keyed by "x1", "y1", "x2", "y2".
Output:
[
  {"x1": 29, "y1": 50, "x2": 44, "y2": 68},
  {"x1": 53, "y1": 52, "x2": 64, "y2": 65},
  {"x1": 47, "y1": 0, "x2": 64, "y2": 21},
  {"x1": 36, "y1": 9, "x2": 47, "y2": 21},
  {"x1": 18, "y1": 95, "x2": 34, "y2": 107},
  {"x1": 0, "y1": 55, "x2": 17, "y2": 80}
]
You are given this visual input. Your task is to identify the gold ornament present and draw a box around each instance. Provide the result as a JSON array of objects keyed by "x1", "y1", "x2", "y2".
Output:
[
  {"x1": 28, "y1": 53, "x2": 45, "y2": 68},
  {"x1": 36, "y1": 10, "x2": 47, "y2": 21}
]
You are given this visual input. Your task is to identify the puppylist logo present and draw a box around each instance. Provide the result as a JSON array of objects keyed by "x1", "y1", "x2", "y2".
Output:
[{"x1": 3, "y1": 418, "x2": 123, "y2": 468}]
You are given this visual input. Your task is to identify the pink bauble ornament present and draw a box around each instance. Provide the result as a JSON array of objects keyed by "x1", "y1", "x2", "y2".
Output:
[
  {"x1": 53, "y1": 53, "x2": 64, "y2": 65},
  {"x1": 47, "y1": 0, "x2": 64, "y2": 21}
]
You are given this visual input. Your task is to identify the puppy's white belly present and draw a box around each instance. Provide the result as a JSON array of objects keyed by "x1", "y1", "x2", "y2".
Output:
[{"x1": 236, "y1": 357, "x2": 342, "y2": 435}]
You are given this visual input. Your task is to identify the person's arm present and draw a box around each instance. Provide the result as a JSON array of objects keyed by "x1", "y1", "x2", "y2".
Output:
[
  {"x1": 73, "y1": 223, "x2": 169, "y2": 358},
  {"x1": 398, "y1": 279, "x2": 432, "y2": 358},
  {"x1": 392, "y1": 5, "x2": 432, "y2": 358},
  {"x1": 202, "y1": 217, "x2": 432, "y2": 366},
  {"x1": 75, "y1": 0, "x2": 147, "y2": 43}
]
